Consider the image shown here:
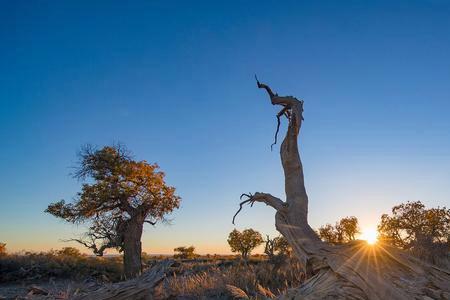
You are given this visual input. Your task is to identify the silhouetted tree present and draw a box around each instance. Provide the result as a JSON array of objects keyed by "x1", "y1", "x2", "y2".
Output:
[
  {"x1": 378, "y1": 201, "x2": 450, "y2": 261},
  {"x1": 317, "y1": 224, "x2": 336, "y2": 244},
  {"x1": 58, "y1": 247, "x2": 82, "y2": 257},
  {"x1": 318, "y1": 216, "x2": 360, "y2": 244},
  {"x1": 46, "y1": 144, "x2": 181, "y2": 278},
  {"x1": 338, "y1": 216, "x2": 359, "y2": 241},
  {"x1": 227, "y1": 228, "x2": 263, "y2": 260},
  {"x1": 264, "y1": 235, "x2": 291, "y2": 261},
  {"x1": 173, "y1": 246, "x2": 197, "y2": 259}
]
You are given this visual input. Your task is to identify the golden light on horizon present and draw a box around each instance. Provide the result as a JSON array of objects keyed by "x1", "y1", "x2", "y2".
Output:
[{"x1": 360, "y1": 227, "x2": 378, "y2": 245}]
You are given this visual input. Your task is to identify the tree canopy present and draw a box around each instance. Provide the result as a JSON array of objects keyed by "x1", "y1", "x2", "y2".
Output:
[
  {"x1": 378, "y1": 201, "x2": 449, "y2": 260},
  {"x1": 227, "y1": 228, "x2": 263, "y2": 259},
  {"x1": 58, "y1": 247, "x2": 82, "y2": 257},
  {"x1": 173, "y1": 246, "x2": 197, "y2": 259},
  {"x1": 318, "y1": 216, "x2": 360, "y2": 244},
  {"x1": 264, "y1": 235, "x2": 291, "y2": 261},
  {"x1": 46, "y1": 144, "x2": 181, "y2": 277}
]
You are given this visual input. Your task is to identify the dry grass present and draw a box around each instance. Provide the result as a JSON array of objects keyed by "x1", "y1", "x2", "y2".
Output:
[
  {"x1": 154, "y1": 257, "x2": 305, "y2": 299},
  {"x1": 1, "y1": 253, "x2": 305, "y2": 299}
]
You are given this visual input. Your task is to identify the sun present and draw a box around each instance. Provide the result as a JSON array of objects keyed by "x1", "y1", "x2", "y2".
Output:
[{"x1": 360, "y1": 228, "x2": 378, "y2": 245}]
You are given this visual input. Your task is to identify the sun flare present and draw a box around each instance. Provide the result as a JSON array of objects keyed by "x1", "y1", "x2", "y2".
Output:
[{"x1": 360, "y1": 228, "x2": 378, "y2": 245}]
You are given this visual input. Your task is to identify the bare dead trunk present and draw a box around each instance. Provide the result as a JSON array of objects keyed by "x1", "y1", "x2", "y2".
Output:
[
  {"x1": 74, "y1": 260, "x2": 173, "y2": 300},
  {"x1": 123, "y1": 220, "x2": 144, "y2": 279},
  {"x1": 233, "y1": 80, "x2": 450, "y2": 299}
]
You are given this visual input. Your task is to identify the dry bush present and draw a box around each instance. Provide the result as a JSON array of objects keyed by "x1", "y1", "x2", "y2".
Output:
[{"x1": 0, "y1": 250, "x2": 123, "y2": 283}]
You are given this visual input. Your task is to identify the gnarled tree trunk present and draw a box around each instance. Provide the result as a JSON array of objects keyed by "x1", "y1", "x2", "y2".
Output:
[
  {"x1": 234, "y1": 80, "x2": 450, "y2": 299},
  {"x1": 123, "y1": 219, "x2": 144, "y2": 278}
]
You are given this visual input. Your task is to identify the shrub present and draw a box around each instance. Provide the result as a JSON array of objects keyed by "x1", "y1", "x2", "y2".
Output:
[
  {"x1": 174, "y1": 246, "x2": 197, "y2": 259},
  {"x1": 0, "y1": 249, "x2": 123, "y2": 283}
]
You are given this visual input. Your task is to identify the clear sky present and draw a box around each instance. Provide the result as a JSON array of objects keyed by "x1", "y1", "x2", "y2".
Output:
[{"x1": 1, "y1": 1, "x2": 449, "y2": 255}]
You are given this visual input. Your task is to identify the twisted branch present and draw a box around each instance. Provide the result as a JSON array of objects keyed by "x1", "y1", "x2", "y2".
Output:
[
  {"x1": 63, "y1": 237, "x2": 116, "y2": 256},
  {"x1": 232, "y1": 193, "x2": 255, "y2": 225},
  {"x1": 271, "y1": 106, "x2": 290, "y2": 150},
  {"x1": 255, "y1": 75, "x2": 277, "y2": 98},
  {"x1": 255, "y1": 76, "x2": 299, "y2": 150},
  {"x1": 232, "y1": 192, "x2": 286, "y2": 224}
]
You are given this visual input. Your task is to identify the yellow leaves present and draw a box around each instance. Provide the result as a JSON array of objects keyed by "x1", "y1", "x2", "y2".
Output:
[
  {"x1": 318, "y1": 216, "x2": 360, "y2": 244},
  {"x1": 378, "y1": 201, "x2": 450, "y2": 248},
  {"x1": 46, "y1": 144, "x2": 181, "y2": 255}
]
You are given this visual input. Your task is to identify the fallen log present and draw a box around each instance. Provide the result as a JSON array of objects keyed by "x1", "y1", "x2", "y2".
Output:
[{"x1": 73, "y1": 259, "x2": 173, "y2": 300}]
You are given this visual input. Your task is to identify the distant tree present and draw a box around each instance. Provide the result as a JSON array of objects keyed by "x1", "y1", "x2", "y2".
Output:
[
  {"x1": 0, "y1": 243, "x2": 6, "y2": 256},
  {"x1": 318, "y1": 216, "x2": 360, "y2": 244},
  {"x1": 264, "y1": 235, "x2": 291, "y2": 261},
  {"x1": 337, "y1": 216, "x2": 359, "y2": 241},
  {"x1": 173, "y1": 246, "x2": 197, "y2": 259},
  {"x1": 227, "y1": 228, "x2": 263, "y2": 260},
  {"x1": 141, "y1": 251, "x2": 152, "y2": 263},
  {"x1": 45, "y1": 144, "x2": 181, "y2": 278},
  {"x1": 318, "y1": 224, "x2": 336, "y2": 244},
  {"x1": 58, "y1": 247, "x2": 82, "y2": 257},
  {"x1": 378, "y1": 201, "x2": 450, "y2": 260}
]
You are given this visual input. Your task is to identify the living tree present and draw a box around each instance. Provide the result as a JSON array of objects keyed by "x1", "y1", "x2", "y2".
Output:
[
  {"x1": 227, "y1": 228, "x2": 263, "y2": 260},
  {"x1": 58, "y1": 247, "x2": 82, "y2": 257},
  {"x1": 46, "y1": 145, "x2": 180, "y2": 278},
  {"x1": 318, "y1": 216, "x2": 359, "y2": 244},
  {"x1": 0, "y1": 243, "x2": 6, "y2": 256},
  {"x1": 232, "y1": 79, "x2": 450, "y2": 299},
  {"x1": 264, "y1": 235, "x2": 291, "y2": 261},
  {"x1": 378, "y1": 201, "x2": 449, "y2": 259},
  {"x1": 173, "y1": 246, "x2": 197, "y2": 259}
]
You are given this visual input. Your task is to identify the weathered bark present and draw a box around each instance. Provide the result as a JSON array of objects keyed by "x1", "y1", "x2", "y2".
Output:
[
  {"x1": 74, "y1": 260, "x2": 173, "y2": 300},
  {"x1": 123, "y1": 219, "x2": 144, "y2": 278},
  {"x1": 234, "y1": 80, "x2": 450, "y2": 299}
]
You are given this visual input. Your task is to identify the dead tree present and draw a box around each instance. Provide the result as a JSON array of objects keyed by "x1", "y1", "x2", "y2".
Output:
[
  {"x1": 73, "y1": 260, "x2": 174, "y2": 300},
  {"x1": 233, "y1": 79, "x2": 450, "y2": 299}
]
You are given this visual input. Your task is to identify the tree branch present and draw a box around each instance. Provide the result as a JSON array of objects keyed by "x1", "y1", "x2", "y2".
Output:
[
  {"x1": 255, "y1": 75, "x2": 277, "y2": 98},
  {"x1": 64, "y1": 238, "x2": 94, "y2": 250},
  {"x1": 62, "y1": 238, "x2": 113, "y2": 256},
  {"x1": 271, "y1": 106, "x2": 289, "y2": 150},
  {"x1": 255, "y1": 77, "x2": 304, "y2": 149},
  {"x1": 233, "y1": 192, "x2": 286, "y2": 225},
  {"x1": 255, "y1": 76, "x2": 301, "y2": 108}
]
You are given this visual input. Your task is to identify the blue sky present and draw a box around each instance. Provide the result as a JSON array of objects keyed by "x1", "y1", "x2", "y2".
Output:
[{"x1": 1, "y1": 1, "x2": 449, "y2": 254}]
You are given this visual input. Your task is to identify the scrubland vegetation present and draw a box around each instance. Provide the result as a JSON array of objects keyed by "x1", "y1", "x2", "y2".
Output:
[
  {"x1": 2, "y1": 203, "x2": 448, "y2": 299},
  {"x1": 0, "y1": 246, "x2": 302, "y2": 299},
  {"x1": 0, "y1": 247, "x2": 123, "y2": 283},
  {"x1": 1, "y1": 145, "x2": 448, "y2": 299},
  {"x1": 154, "y1": 256, "x2": 304, "y2": 299}
]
